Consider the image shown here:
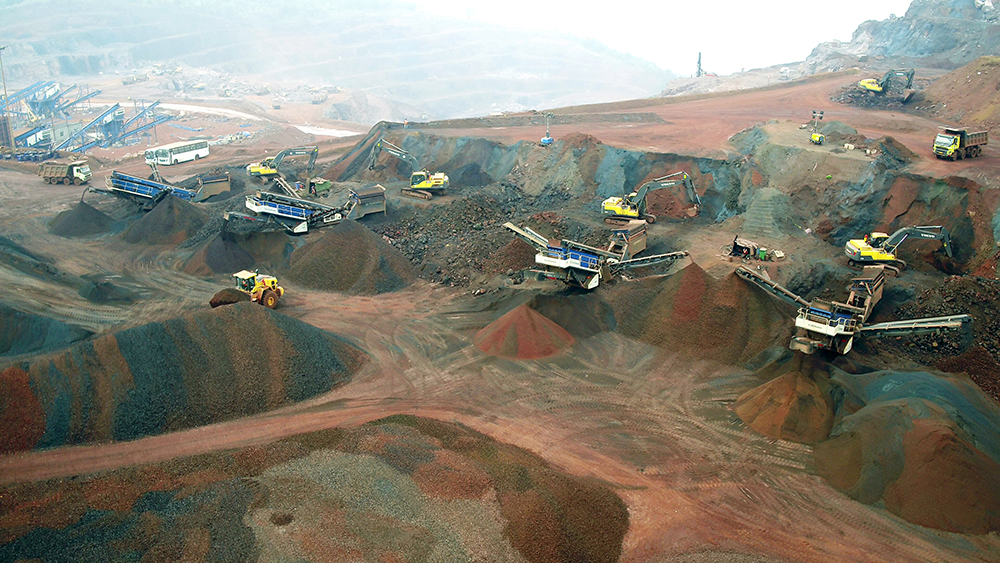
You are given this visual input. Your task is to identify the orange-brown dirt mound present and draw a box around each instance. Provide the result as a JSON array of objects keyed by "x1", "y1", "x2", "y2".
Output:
[
  {"x1": 0, "y1": 367, "x2": 46, "y2": 454},
  {"x1": 473, "y1": 303, "x2": 576, "y2": 359},
  {"x1": 812, "y1": 368, "x2": 1000, "y2": 535},
  {"x1": 922, "y1": 56, "x2": 1000, "y2": 137},
  {"x1": 733, "y1": 371, "x2": 835, "y2": 444},
  {"x1": 0, "y1": 417, "x2": 629, "y2": 563},
  {"x1": 882, "y1": 418, "x2": 1000, "y2": 534},
  {"x1": 284, "y1": 219, "x2": 416, "y2": 294},
  {"x1": 209, "y1": 287, "x2": 251, "y2": 308},
  {"x1": 120, "y1": 194, "x2": 207, "y2": 246},
  {"x1": 1, "y1": 303, "x2": 366, "y2": 451},
  {"x1": 485, "y1": 239, "x2": 537, "y2": 274},
  {"x1": 608, "y1": 262, "x2": 790, "y2": 365},
  {"x1": 47, "y1": 202, "x2": 112, "y2": 238}
]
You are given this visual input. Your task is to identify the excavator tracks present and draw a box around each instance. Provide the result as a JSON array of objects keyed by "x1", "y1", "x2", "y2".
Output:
[
  {"x1": 847, "y1": 259, "x2": 902, "y2": 277},
  {"x1": 401, "y1": 187, "x2": 434, "y2": 200}
]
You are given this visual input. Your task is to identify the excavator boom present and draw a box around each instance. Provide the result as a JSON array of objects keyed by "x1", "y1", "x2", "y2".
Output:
[{"x1": 603, "y1": 171, "x2": 698, "y2": 223}]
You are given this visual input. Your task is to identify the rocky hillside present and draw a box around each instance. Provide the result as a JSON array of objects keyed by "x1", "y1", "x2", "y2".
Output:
[
  {"x1": 805, "y1": 0, "x2": 1000, "y2": 73},
  {"x1": 0, "y1": 0, "x2": 673, "y2": 120}
]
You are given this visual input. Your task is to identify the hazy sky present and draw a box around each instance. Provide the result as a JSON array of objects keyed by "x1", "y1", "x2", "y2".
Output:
[{"x1": 407, "y1": 0, "x2": 914, "y2": 76}]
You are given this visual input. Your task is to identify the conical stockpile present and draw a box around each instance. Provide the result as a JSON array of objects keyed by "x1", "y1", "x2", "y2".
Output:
[
  {"x1": 48, "y1": 201, "x2": 112, "y2": 237},
  {"x1": 285, "y1": 220, "x2": 416, "y2": 295},
  {"x1": 474, "y1": 304, "x2": 575, "y2": 360},
  {"x1": 121, "y1": 194, "x2": 207, "y2": 245}
]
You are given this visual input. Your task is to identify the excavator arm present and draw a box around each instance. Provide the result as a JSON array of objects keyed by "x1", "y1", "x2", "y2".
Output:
[
  {"x1": 270, "y1": 147, "x2": 319, "y2": 174},
  {"x1": 368, "y1": 139, "x2": 420, "y2": 172},
  {"x1": 623, "y1": 172, "x2": 698, "y2": 220},
  {"x1": 883, "y1": 226, "x2": 952, "y2": 258}
]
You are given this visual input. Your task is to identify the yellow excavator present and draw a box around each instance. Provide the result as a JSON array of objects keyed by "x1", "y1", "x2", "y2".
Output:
[
  {"x1": 601, "y1": 171, "x2": 700, "y2": 224},
  {"x1": 858, "y1": 69, "x2": 915, "y2": 101},
  {"x1": 367, "y1": 138, "x2": 448, "y2": 199},
  {"x1": 844, "y1": 225, "x2": 952, "y2": 275},
  {"x1": 233, "y1": 270, "x2": 284, "y2": 308},
  {"x1": 246, "y1": 147, "x2": 319, "y2": 182}
]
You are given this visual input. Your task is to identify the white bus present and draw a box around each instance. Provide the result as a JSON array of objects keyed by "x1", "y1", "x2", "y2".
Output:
[{"x1": 144, "y1": 140, "x2": 210, "y2": 166}]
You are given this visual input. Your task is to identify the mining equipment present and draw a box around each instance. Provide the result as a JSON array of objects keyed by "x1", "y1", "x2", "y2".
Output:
[
  {"x1": 858, "y1": 68, "x2": 915, "y2": 101},
  {"x1": 844, "y1": 225, "x2": 952, "y2": 274},
  {"x1": 89, "y1": 170, "x2": 201, "y2": 210},
  {"x1": 38, "y1": 160, "x2": 91, "y2": 185},
  {"x1": 933, "y1": 128, "x2": 988, "y2": 161},
  {"x1": 602, "y1": 171, "x2": 700, "y2": 224},
  {"x1": 540, "y1": 113, "x2": 554, "y2": 146},
  {"x1": 729, "y1": 236, "x2": 783, "y2": 262},
  {"x1": 246, "y1": 147, "x2": 319, "y2": 183},
  {"x1": 737, "y1": 265, "x2": 971, "y2": 355},
  {"x1": 239, "y1": 184, "x2": 387, "y2": 234},
  {"x1": 233, "y1": 270, "x2": 284, "y2": 308},
  {"x1": 367, "y1": 138, "x2": 448, "y2": 200},
  {"x1": 504, "y1": 221, "x2": 688, "y2": 289},
  {"x1": 809, "y1": 110, "x2": 825, "y2": 145}
]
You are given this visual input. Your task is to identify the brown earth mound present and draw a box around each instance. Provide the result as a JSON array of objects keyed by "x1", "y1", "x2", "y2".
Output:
[
  {"x1": 609, "y1": 262, "x2": 790, "y2": 365},
  {"x1": 733, "y1": 371, "x2": 835, "y2": 444},
  {"x1": 0, "y1": 367, "x2": 46, "y2": 454},
  {"x1": 0, "y1": 417, "x2": 628, "y2": 563},
  {"x1": 811, "y1": 368, "x2": 1000, "y2": 535},
  {"x1": 47, "y1": 202, "x2": 112, "y2": 237},
  {"x1": 120, "y1": 194, "x2": 207, "y2": 246},
  {"x1": 922, "y1": 56, "x2": 1000, "y2": 137},
  {"x1": 2, "y1": 302, "x2": 366, "y2": 451},
  {"x1": 209, "y1": 287, "x2": 251, "y2": 308},
  {"x1": 485, "y1": 239, "x2": 537, "y2": 274},
  {"x1": 474, "y1": 303, "x2": 576, "y2": 359},
  {"x1": 285, "y1": 219, "x2": 416, "y2": 294},
  {"x1": 883, "y1": 418, "x2": 1000, "y2": 534}
]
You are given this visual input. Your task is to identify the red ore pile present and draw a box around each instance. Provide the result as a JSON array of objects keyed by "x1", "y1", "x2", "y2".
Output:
[
  {"x1": 608, "y1": 262, "x2": 790, "y2": 365},
  {"x1": 474, "y1": 304, "x2": 576, "y2": 360}
]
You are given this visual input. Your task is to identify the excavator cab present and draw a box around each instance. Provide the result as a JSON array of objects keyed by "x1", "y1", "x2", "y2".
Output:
[{"x1": 410, "y1": 170, "x2": 429, "y2": 188}]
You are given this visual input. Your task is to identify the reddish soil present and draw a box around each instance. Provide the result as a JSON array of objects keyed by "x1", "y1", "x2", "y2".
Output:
[
  {"x1": 427, "y1": 73, "x2": 1000, "y2": 179},
  {"x1": 0, "y1": 368, "x2": 46, "y2": 454}
]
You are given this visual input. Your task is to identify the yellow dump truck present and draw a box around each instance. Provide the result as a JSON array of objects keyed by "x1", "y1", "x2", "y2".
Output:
[{"x1": 933, "y1": 128, "x2": 987, "y2": 160}]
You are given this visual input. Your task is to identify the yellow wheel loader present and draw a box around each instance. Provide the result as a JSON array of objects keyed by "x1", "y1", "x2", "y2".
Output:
[{"x1": 233, "y1": 270, "x2": 284, "y2": 308}]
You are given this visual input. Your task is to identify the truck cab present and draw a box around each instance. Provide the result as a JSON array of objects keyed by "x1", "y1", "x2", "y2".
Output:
[{"x1": 933, "y1": 132, "x2": 960, "y2": 158}]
